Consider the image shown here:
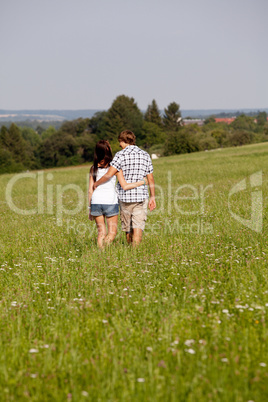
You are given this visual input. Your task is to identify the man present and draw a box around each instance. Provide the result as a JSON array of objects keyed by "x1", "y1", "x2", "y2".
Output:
[{"x1": 93, "y1": 130, "x2": 156, "y2": 245}]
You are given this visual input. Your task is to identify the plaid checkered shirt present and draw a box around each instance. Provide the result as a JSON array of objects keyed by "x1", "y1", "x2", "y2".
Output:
[{"x1": 110, "y1": 145, "x2": 154, "y2": 202}]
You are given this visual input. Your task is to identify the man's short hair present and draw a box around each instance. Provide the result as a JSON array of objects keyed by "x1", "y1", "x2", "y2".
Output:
[{"x1": 118, "y1": 130, "x2": 136, "y2": 145}]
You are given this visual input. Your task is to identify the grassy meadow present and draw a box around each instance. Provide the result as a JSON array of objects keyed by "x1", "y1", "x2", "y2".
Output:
[{"x1": 0, "y1": 142, "x2": 267, "y2": 401}]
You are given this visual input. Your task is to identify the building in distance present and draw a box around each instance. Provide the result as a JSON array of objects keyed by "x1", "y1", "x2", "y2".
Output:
[{"x1": 183, "y1": 118, "x2": 204, "y2": 126}]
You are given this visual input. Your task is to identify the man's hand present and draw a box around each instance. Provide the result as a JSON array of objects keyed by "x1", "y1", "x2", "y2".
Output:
[
  {"x1": 149, "y1": 197, "x2": 156, "y2": 211},
  {"x1": 147, "y1": 173, "x2": 156, "y2": 211}
]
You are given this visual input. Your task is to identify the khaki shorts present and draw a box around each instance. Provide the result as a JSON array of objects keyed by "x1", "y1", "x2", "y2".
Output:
[{"x1": 119, "y1": 199, "x2": 149, "y2": 232}]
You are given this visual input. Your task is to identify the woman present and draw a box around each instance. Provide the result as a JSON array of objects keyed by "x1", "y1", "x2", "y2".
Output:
[{"x1": 88, "y1": 140, "x2": 147, "y2": 248}]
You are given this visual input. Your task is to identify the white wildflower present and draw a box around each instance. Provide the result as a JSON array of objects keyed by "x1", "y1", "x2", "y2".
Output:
[
  {"x1": 137, "y1": 378, "x2": 145, "y2": 382},
  {"x1": 29, "y1": 349, "x2": 39, "y2": 354},
  {"x1": 259, "y1": 362, "x2": 266, "y2": 367},
  {"x1": 185, "y1": 348, "x2": 195, "y2": 354},
  {"x1": 184, "y1": 339, "x2": 195, "y2": 347}
]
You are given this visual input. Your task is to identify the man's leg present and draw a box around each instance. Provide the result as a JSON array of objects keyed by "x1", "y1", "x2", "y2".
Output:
[
  {"x1": 132, "y1": 228, "x2": 142, "y2": 246},
  {"x1": 126, "y1": 231, "x2": 133, "y2": 244},
  {"x1": 131, "y1": 199, "x2": 148, "y2": 246},
  {"x1": 119, "y1": 201, "x2": 133, "y2": 244}
]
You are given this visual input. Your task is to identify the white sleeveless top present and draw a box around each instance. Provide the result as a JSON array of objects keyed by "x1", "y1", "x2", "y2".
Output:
[{"x1": 91, "y1": 168, "x2": 118, "y2": 205}]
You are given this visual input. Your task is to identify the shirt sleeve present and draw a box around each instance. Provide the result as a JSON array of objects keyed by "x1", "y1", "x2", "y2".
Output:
[
  {"x1": 146, "y1": 154, "x2": 154, "y2": 174},
  {"x1": 110, "y1": 152, "x2": 122, "y2": 171}
]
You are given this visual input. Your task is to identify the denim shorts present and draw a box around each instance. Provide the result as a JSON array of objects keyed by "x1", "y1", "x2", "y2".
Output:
[{"x1": 91, "y1": 203, "x2": 119, "y2": 217}]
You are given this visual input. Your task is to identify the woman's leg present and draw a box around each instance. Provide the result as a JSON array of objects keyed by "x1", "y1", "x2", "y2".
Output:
[
  {"x1": 105, "y1": 215, "x2": 118, "y2": 245},
  {"x1": 94, "y1": 215, "x2": 107, "y2": 249}
]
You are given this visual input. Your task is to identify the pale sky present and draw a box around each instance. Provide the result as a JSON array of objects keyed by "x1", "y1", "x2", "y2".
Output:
[{"x1": 0, "y1": 0, "x2": 267, "y2": 111}]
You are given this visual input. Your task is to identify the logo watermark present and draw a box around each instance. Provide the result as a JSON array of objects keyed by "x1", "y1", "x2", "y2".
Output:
[
  {"x1": 4, "y1": 169, "x2": 263, "y2": 234},
  {"x1": 228, "y1": 171, "x2": 262, "y2": 233},
  {"x1": 5, "y1": 171, "x2": 86, "y2": 226}
]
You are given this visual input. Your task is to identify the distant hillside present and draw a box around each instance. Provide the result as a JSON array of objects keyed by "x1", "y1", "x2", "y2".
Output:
[
  {"x1": 0, "y1": 108, "x2": 267, "y2": 123},
  {"x1": 0, "y1": 109, "x2": 101, "y2": 122},
  {"x1": 180, "y1": 108, "x2": 268, "y2": 118}
]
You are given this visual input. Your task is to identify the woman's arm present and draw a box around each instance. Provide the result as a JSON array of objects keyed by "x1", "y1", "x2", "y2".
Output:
[
  {"x1": 116, "y1": 170, "x2": 148, "y2": 190},
  {"x1": 88, "y1": 166, "x2": 94, "y2": 220}
]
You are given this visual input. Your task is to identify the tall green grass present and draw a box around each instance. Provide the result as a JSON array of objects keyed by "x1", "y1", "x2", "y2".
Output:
[{"x1": 0, "y1": 143, "x2": 267, "y2": 401}]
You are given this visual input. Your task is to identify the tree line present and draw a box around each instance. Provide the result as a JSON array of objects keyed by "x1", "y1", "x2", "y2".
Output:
[{"x1": 0, "y1": 95, "x2": 267, "y2": 174}]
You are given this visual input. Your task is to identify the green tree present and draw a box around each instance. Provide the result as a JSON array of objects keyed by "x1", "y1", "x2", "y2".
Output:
[
  {"x1": 230, "y1": 114, "x2": 255, "y2": 131},
  {"x1": 229, "y1": 130, "x2": 253, "y2": 146},
  {"x1": 0, "y1": 126, "x2": 11, "y2": 148},
  {"x1": 103, "y1": 95, "x2": 143, "y2": 141},
  {"x1": 256, "y1": 111, "x2": 267, "y2": 126},
  {"x1": 0, "y1": 124, "x2": 31, "y2": 166},
  {"x1": 89, "y1": 111, "x2": 108, "y2": 138},
  {"x1": 36, "y1": 125, "x2": 45, "y2": 135},
  {"x1": 139, "y1": 122, "x2": 166, "y2": 150},
  {"x1": 164, "y1": 125, "x2": 200, "y2": 155},
  {"x1": 58, "y1": 118, "x2": 90, "y2": 138},
  {"x1": 163, "y1": 102, "x2": 182, "y2": 131},
  {"x1": 38, "y1": 133, "x2": 79, "y2": 167},
  {"x1": 0, "y1": 146, "x2": 24, "y2": 173},
  {"x1": 76, "y1": 133, "x2": 98, "y2": 162},
  {"x1": 204, "y1": 116, "x2": 216, "y2": 125},
  {"x1": 21, "y1": 127, "x2": 41, "y2": 148},
  {"x1": 198, "y1": 134, "x2": 218, "y2": 151},
  {"x1": 210, "y1": 129, "x2": 227, "y2": 147},
  {"x1": 144, "y1": 99, "x2": 162, "y2": 127},
  {"x1": 41, "y1": 126, "x2": 57, "y2": 141}
]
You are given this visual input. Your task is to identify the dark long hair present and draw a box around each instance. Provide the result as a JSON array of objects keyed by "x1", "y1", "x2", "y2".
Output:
[{"x1": 92, "y1": 140, "x2": 113, "y2": 182}]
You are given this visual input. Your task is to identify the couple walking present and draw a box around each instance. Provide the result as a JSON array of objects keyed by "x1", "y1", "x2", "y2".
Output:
[{"x1": 88, "y1": 130, "x2": 156, "y2": 248}]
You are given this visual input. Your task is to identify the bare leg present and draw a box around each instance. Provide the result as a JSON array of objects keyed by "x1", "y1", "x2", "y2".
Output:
[
  {"x1": 126, "y1": 231, "x2": 133, "y2": 244},
  {"x1": 132, "y1": 228, "x2": 143, "y2": 246},
  {"x1": 105, "y1": 215, "x2": 118, "y2": 245},
  {"x1": 94, "y1": 215, "x2": 106, "y2": 249}
]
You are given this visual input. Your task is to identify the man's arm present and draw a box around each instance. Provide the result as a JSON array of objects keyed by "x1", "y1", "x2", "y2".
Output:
[
  {"x1": 147, "y1": 173, "x2": 156, "y2": 211},
  {"x1": 93, "y1": 166, "x2": 118, "y2": 190}
]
